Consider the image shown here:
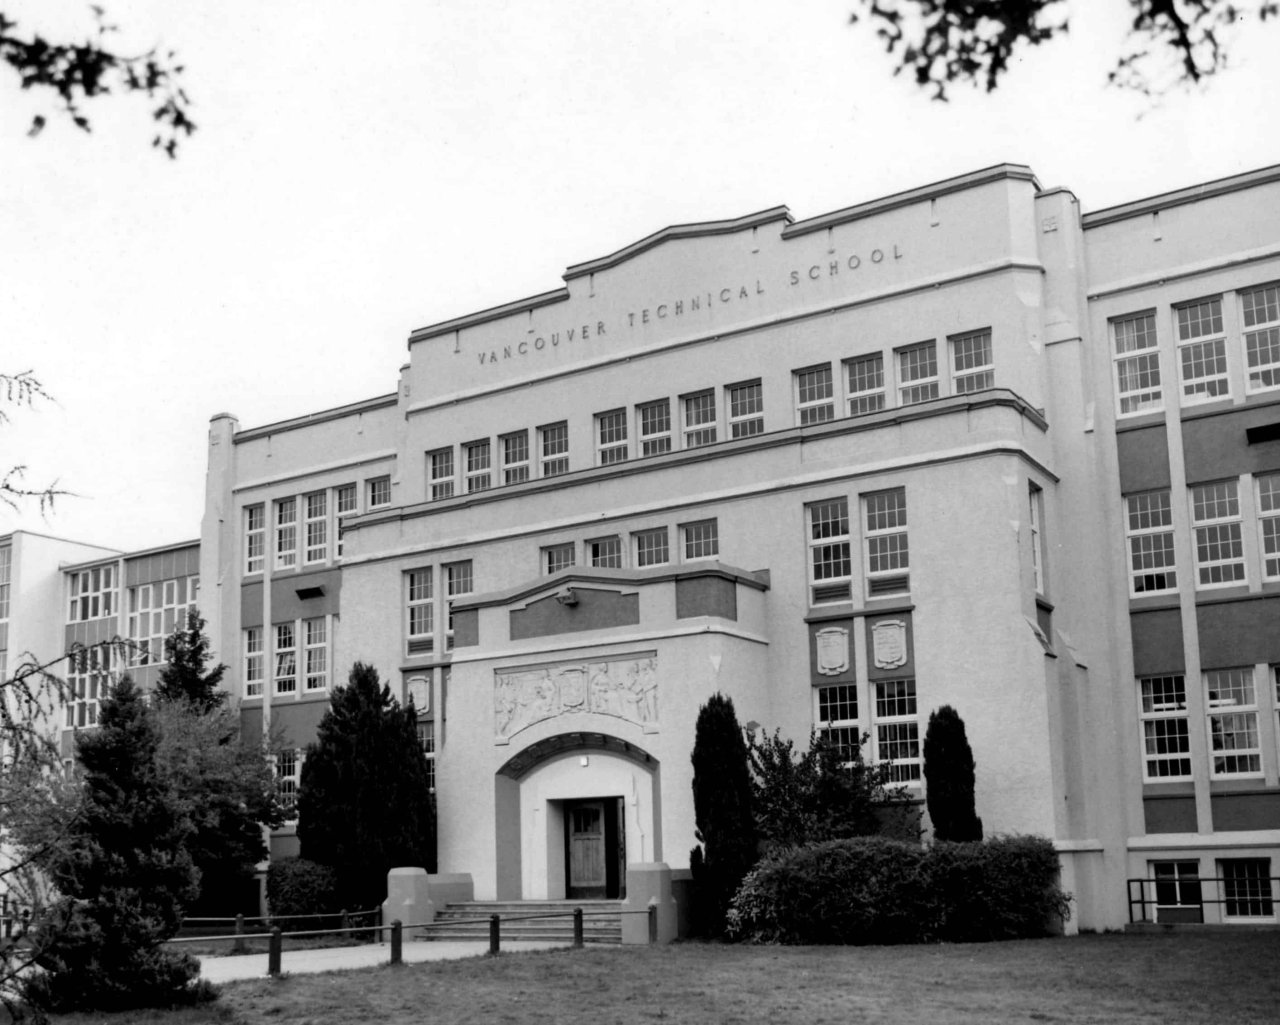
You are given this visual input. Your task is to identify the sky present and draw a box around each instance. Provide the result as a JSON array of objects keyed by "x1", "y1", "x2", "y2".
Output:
[{"x1": 3, "y1": 0, "x2": 1279, "y2": 553}]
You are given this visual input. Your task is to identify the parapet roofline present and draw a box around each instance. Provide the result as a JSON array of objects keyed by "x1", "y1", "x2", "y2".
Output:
[
  {"x1": 234, "y1": 393, "x2": 399, "y2": 443},
  {"x1": 61, "y1": 538, "x2": 198, "y2": 573},
  {"x1": 1082, "y1": 162, "x2": 1280, "y2": 229}
]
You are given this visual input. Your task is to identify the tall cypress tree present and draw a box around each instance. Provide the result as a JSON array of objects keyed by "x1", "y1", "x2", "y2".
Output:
[{"x1": 923, "y1": 705, "x2": 983, "y2": 842}]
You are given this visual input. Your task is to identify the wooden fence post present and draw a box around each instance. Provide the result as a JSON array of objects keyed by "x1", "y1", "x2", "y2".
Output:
[
  {"x1": 489, "y1": 913, "x2": 500, "y2": 955},
  {"x1": 573, "y1": 907, "x2": 583, "y2": 949},
  {"x1": 268, "y1": 926, "x2": 282, "y2": 977},
  {"x1": 647, "y1": 902, "x2": 657, "y2": 944},
  {"x1": 390, "y1": 919, "x2": 403, "y2": 965},
  {"x1": 233, "y1": 913, "x2": 247, "y2": 954}
]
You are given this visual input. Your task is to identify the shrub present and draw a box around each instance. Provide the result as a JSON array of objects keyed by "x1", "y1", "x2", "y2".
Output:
[
  {"x1": 266, "y1": 858, "x2": 341, "y2": 932},
  {"x1": 923, "y1": 705, "x2": 983, "y2": 842}
]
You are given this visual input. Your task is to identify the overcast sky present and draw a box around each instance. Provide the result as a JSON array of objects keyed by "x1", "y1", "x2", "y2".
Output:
[{"x1": 4, "y1": 0, "x2": 1278, "y2": 553}]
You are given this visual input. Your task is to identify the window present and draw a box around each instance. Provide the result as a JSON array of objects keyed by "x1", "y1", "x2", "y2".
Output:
[
  {"x1": 597, "y1": 409, "x2": 628, "y2": 465},
  {"x1": 1219, "y1": 859, "x2": 1274, "y2": 918},
  {"x1": 127, "y1": 576, "x2": 198, "y2": 665},
  {"x1": 950, "y1": 329, "x2": 993, "y2": 393},
  {"x1": 1139, "y1": 675, "x2": 1191, "y2": 780},
  {"x1": 638, "y1": 400, "x2": 672, "y2": 456},
  {"x1": 464, "y1": 440, "x2": 491, "y2": 493},
  {"x1": 244, "y1": 627, "x2": 263, "y2": 697},
  {"x1": 897, "y1": 342, "x2": 939, "y2": 405},
  {"x1": 1113, "y1": 312, "x2": 1162, "y2": 415},
  {"x1": 846, "y1": 354, "x2": 885, "y2": 415},
  {"x1": 682, "y1": 519, "x2": 719, "y2": 560},
  {"x1": 1125, "y1": 490, "x2": 1177, "y2": 594},
  {"x1": 445, "y1": 561, "x2": 472, "y2": 649},
  {"x1": 794, "y1": 365, "x2": 834, "y2": 425},
  {"x1": 428, "y1": 448, "x2": 455, "y2": 500},
  {"x1": 544, "y1": 542, "x2": 575, "y2": 574},
  {"x1": 1256, "y1": 473, "x2": 1280, "y2": 580},
  {"x1": 304, "y1": 492, "x2": 328, "y2": 563},
  {"x1": 864, "y1": 488, "x2": 909, "y2": 596},
  {"x1": 1205, "y1": 668, "x2": 1261, "y2": 777},
  {"x1": 634, "y1": 527, "x2": 670, "y2": 567},
  {"x1": 367, "y1": 476, "x2": 391, "y2": 509},
  {"x1": 875, "y1": 679, "x2": 921, "y2": 783},
  {"x1": 68, "y1": 565, "x2": 117, "y2": 622},
  {"x1": 245, "y1": 505, "x2": 265, "y2": 574},
  {"x1": 0, "y1": 544, "x2": 9, "y2": 621},
  {"x1": 1176, "y1": 297, "x2": 1228, "y2": 402},
  {"x1": 1192, "y1": 480, "x2": 1245, "y2": 586},
  {"x1": 418, "y1": 720, "x2": 436, "y2": 793},
  {"x1": 274, "y1": 622, "x2": 297, "y2": 695},
  {"x1": 727, "y1": 380, "x2": 764, "y2": 438},
  {"x1": 274, "y1": 498, "x2": 297, "y2": 569},
  {"x1": 1151, "y1": 861, "x2": 1202, "y2": 921},
  {"x1": 501, "y1": 431, "x2": 530, "y2": 485},
  {"x1": 808, "y1": 498, "x2": 852, "y2": 605},
  {"x1": 303, "y1": 617, "x2": 328, "y2": 691},
  {"x1": 276, "y1": 749, "x2": 300, "y2": 818},
  {"x1": 540, "y1": 422, "x2": 569, "y2": 476},
  {"x1": 683, "y1": 391, "x2": 717, "y2": 448},
  {"x1": 589, "y1": 536, "x2": 623, "y2": 569},
  {"x1": 407, "y1": 569, "x2": 434, "y2": 651},
  {"x1": 816, "y1": 683, "x2": 859, "y2": 762},
  {"x1": 65, "y1": 644, "x2": 117, "y2": 728},
  {"x1": 1029, "y1": 484, "x2": 1045, "y2": 595},
  {"x1": 1241, "y1": 283, "x2": 1280, "y2": 393},
  {"x1": 335, "y1": 484, "x2": 357, "y2": 557}
]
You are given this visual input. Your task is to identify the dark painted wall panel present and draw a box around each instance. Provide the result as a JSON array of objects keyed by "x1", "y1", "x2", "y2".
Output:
[
  {"x1": 273, "y1": 699, "x2": 329, "y2": 748},
  {"x1": 1143, "y1": 795, "x2": 1198, "y2": 834},
  {"x1": 675, "y1": 576, "x2": 737, "y2": 620},
  {"x1": 1130, "y1": 608, "x2": 1185, "y2": 674},
  {"x1": 865, "y1": 612, "x2": 915, "y2": 681},
  {"x1": 510, "y1": 587, "x2": 640, "y2": 640},
  {"x1": 126, "y1": 545, "x2": 200, "y2": 586},
  {"x1": 1197, "y1": 596, "x2": 1280, "y2": 668},
  {"x1": 1211, "y1": 791, "x2": 1280, "y2": 831},
  {"x1": 809, "y1": 620, "x2": 856, "y2": 685},
  {"x1": 1117, "y1": 424, "x2": 1171, "y2": 493},
  {"x1": 240, "y1": 570, "x2": 343, "y2": 626},
  {"x1": 1182, "y1": 403, "x2": 1280, "y2": 484},
  {"x1": 453, "y1": 609, "x2": 479, "y2": 647}
]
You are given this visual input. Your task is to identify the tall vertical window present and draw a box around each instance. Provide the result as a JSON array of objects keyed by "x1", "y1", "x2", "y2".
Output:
[
  {"x1": 445, "y1": 561, "x2": 472, "y2": 649},
  {"x1": 846, "y1": 354, "x2": 885, "y2": 415},
  {"x1": 816, "y1": 684, "x2": 860, "y2": 762},
  {"x1": 1191, "y1": 480, "x2": 1245, "y2": 586},
  {"x1": 1241, "y1": 283, "x2": 1280, "y2": 393},
  {"x1": 589, "y1": 536, "x2": 623, "y2": 568},
  {"x1": 1029, "y1": 483, "x2": 1045, "y2": 595},
  {"x1": 727, "y1": 380, "x2": 764, "y2": 438},
  {"x1": 1256, "y1": 473, "x2": 1280, "y2": 580},
  {"x1": 808, "y1": 498, "x2": 852, "y2": 604},
  {"x1": 464, "y1": 440, "x2": 491, "y2": 493},
  {"x1": 634, "y1": 527, "x2": 670, "y2": 567},
  {"x1": 335, "y1": 483, "x2": 357, "y2": 557},
  {"x1": 418, "y1": 720, "x2": 436, "y2": 793},
  {"x1": 65, "y1": 644, "x2": 116, "y2": 728},
  {"x1": 683, "y1": 391, "x2": 717, "y2": 448},
  {"x1": 407, "y1": 569, "x2": 434, "y2": 651},
  {"x1": 596, "y1": 409, "x2": 628, "y2": 464},
  {"x1": 682, "y1": 519, "x2": 719, "y2": 560},
  {"x1": 304, "y1": 492, "x2": 328, "y2": 563},
  {"x1": 274, "y1": 498, "x2": 298, "y2": 569},
  {"x1": 897, "y1": 342, "x2": 939, "y2": 405},
  {"x1": 501, "y1": 431, "x2": 530, "y2": 484},
  {"x1": 638, "y1": 399, "x2": 672, "y2": 456},
  {"x1": 128, "y1": 576, "x2": 198, "y2": 665},
  {"x1": 1219, "y1": 859, "x2": 1274, "y2": 918},
  {"x1": 1113, "y1": 311, "x2": 1162, "y2": 414},
  {"x1": 274, "y1": 622, "x2": 297, "y2": 694},
  {"x1": 367, "y1": 476, "x2": 391, "y2": 509},
  {"x1": 304, "y1": 617, "x2": 328, "y2": 691},
  {"x1": 428, "y1": 448, "x2": 455, "y2": 500},
  {"x1": 875, "y1": 679, "x2": 921, "y2": 783},
  {"x1": 244, "y1": 627, "x2": 263, "y2": 697},
  {"x1": 950, "y1": 329, "x2": 993, "y2": 393},
  {"x1": 1205, "y1": 669, "x2": 1261, "y2": 777},
  {"x1": 245, "y1": 505, "x2": 265, "y2": 574},
  {"x1": 1138, "y1": 675, "x2": 1191, "y2": 780},
  {"x1": 68, "y1": 565, "x2": 117, "y2": 622},
  {"x1": 540, "y1": 422, "x2": 569, "y2": 476},
  {"x1": 544, "y1": 543, "x2": 575, "y2": 574},
  {"x1": 1125, "y1": 490, "x2": 1177, "y2": 594},
  {"x1": 276, "y1": 749, "x2": 300, "y2": 817},
  {"x1": 0, "y1": 544, "x2": 12, "y2": 621},
  {"x1": 1176, "y1": 297, "x2": 1228, "y2": 402},
  {"x1": 794, "y1": 365, "x2": 834, "y2": 425},
  {"x1": 864, "y1": 488, "x2": 909, "y2": 596}
]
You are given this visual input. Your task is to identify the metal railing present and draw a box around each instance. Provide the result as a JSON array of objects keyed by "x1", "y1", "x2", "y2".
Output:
[{"x1": 1127, "y1": 875, "x2": 1280, "y2": 924}]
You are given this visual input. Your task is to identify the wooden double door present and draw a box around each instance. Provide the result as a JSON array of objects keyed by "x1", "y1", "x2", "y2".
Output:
[{"x1": 565, "y1": 798, "x2": 626, "y2": 899}]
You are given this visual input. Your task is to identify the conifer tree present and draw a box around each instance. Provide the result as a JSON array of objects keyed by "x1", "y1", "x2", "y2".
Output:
[
  {"x1": 154, "y1": 608, "x2": 226, "y2": 710},
  {"x1": 923, "y1": 705, "x2": 983, "y2": 842}
]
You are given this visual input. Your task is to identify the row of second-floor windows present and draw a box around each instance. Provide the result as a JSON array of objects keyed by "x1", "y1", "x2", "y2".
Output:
[
  {"x1": 1138, "y1": 667, "x2": 1280, "y2": 782},
  {"x1": 807, "y1": 489, "x2": 909, "y2": 605},
  {"x1": 815, "y1": 679, "x2": 922, "y2": 785},
  {"x1": 68, "y1": 565, "x2": 117, "y2": 622},
  {"x1": 243, "y1": 615, "x2": 333, "y2": 697},
  {"x1": 0, "y1": 544, "x2": 10, "y2": 621},
  {"x1": 127, "y1": 576, "x2": 198, "y2": 666},
  {"x1": 428, "y1": 423, "x2": 571, "y2": 500},
  {"x1": 538, "y1": 519, "x2": 719, "y2": 577},
  {"x1": 244, "y1": 475, "x2": 391, "y2": 575},
  {"x1": 403, "y1": 561, "x2": 474, "y2": 656},
  {"x1": 1112, "y1": 283, "x2": 1280, "y2": 416},
  {"x1": 1124, "y1": 474, "x2": 1280, "y2": 596},
  {"x1": 64, "y1": 644, "x2": 124, "y2": 729}
]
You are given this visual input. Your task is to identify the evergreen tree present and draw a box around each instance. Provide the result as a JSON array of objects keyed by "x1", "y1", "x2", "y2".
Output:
[
  {"x1": 296, "y1": 663, "x2": 435, "y2": 911},
  {"x1": 689, "y1": 692, "x2": 756, "y2": 937},
  {"x1": 923, "y1": 705, "x2": 983, "y2": 842},
  {"x1": 154, "y1": 608, "x2": 226, "y2": 710}
]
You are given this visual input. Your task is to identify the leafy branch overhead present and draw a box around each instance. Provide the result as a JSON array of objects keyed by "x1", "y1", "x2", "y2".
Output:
[
  {"x1": 0, "y1": 6, "x2": 194, "y2": 156},
  {"x1": 1, "y1": 370, "x2": 67, "y2": 514},
  {"x1": 850, "y1": 0, "x2": 1278, "y2": 99}
]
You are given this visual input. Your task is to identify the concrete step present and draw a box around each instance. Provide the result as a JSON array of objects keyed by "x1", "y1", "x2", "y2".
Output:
[{"x1": 420, "y1": 900, "x2": 623, "y2": 944}]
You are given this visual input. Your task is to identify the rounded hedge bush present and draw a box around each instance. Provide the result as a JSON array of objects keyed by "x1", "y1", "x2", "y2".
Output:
[{"x1": 265, "y1": 857, "x2": 341, "y2": 932}]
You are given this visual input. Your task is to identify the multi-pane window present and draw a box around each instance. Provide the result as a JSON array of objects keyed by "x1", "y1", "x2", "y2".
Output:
[
  {"x1": 245, "y1": 505, "x2": 265, "y2": 574},
  {"x1": 407, "y1": 569, "x2": 434, "y2": 650},
  {"x1": 335, "y1": 484, "x2": 357, "y2": 557},
  {"x1": 1113, "y1": 312, "x2": 1162, "y2": 414},
  {"x1": 1241, "y1": 284, "x2": 1280, "y2": 393},
  {"x1": 1205, "y1": 669, "x2": 1261, "y2": 777},
  {"x1": 846, "y1": 354, "x2": 885, "y2": 415},
  {"x1": 0, "y1": 544, "x2": 10, "y2": 621},
  {"x1": 897, "y1": 342, "x2": 939, "y2": 405},
  {"x1": 544, "y1": 543, "x2": 575, "y2": 574},
  {"x1": 682, "y1": 519, "x2": 719, "y2": 560},
  {"x1": 1256, "y1": 473, "x2": 1280, "y2": 580},
  {"x1": 950, "y1": 329, "x2": 993, "y2": 393},
  {"x1": 1152, "y1": 861, "x2": 1202, "y2": 919},
  {"x1": 540, "y1": 422, "x2": 569, "y2": 476},
  {"x1": 864, "y1": 489, "x2": 909, "y2": 596},
  {"x1": 638, "y1": 400, "x2": 672, "y2": 456},
  {"x1": 589, "y1": 536, "x2": 623, "y2": 569},
  {"x1": 808, "y1": 498, "x2": 852, "y2": 605},
  {"x1": 1029, "y1": 484, "x2": 1045, "y2": 595},
  {"x1": 464, "y1": 440, "x2": 491, "y2": 493},
  {"x1": 128, "y1": 576, "x2": 198, "y2": 665},
  {"x1": 875, "y1": 679, "x2": 921, "y2": 783},
  {"x1": 727, "y1": 380, "x2": 764, "y2": 438},
  {"x1": 1191, "y1": 480, "x2": 1245, "y2": 586},
  {"x1": 795, "y1": 365, "x2": 835, "y2": 425},
  {"x1": 276, "y1": 749, "x2": 300, "y2": 817},
  {"x1": 501, "y1": 431, "x2": 530, "y2": 485},
  {"x1": 274, "y1": 622, "x2": 297, "y2": 695},
  {"x1": 418, "y1": 720, "x2": 436, "y2": 793},
  {"x1": 275, "y1": 498, "x2": 298, "y2": 569},
  {"x1": 1138, "y1": 675, "x2": 1191, "y2": 780},
  {"x1": 597, "y1": 409, "x2": 629, "y2": 465},
  {"x1": 634, "y1": 527, "x2": 670, "y2": 567},
  {"x1": 65, "y1": 644, "x2": 117, "y2": 728},
  {"x1": 1125, "y1": 490, "x2": 1177, "y2": 594},
  {"x1": 68, "y1": 565, "x2": 117, "y2": 622},
  {"x1": 445, "y1": 561, "x2": 473, "y2": 649},
  {"x1": 683, "y1": 392, "x2": 717, "y2": 448},
  {"x1": 1176, "y1": 297, "x2": 1228, "y2": 402},
  {"x1": 304, "y1": 492, "x2": 328, "y2": 563},
  {"x1": 244, "y1": 627, "x2": 264, "y2": 698},
  {"x1": 817, "y1": 683, "x2": 860, "y2": 762},
  {"x1": 367, "y1": 476, "x2": 392, "y2": 509},
  {"x1": 428, "y1": 448, "x2": 455, "y2": 500},
  {"x1": 304, "y1": 617, "x2": 328, "y2": 691},
  {"x1": 1220, "y1": 859, "x2": 1274, "y2": 918}
]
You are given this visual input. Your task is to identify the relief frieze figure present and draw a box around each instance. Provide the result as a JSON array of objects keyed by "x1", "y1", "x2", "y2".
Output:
[{"x1": 495, "y1": 655, "x2": 658, "y2": 739}]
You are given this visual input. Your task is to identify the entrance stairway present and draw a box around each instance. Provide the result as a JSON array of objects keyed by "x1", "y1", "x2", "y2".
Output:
[{"x1": 417, "y1": 900, "x2": 623, "y2": 944}]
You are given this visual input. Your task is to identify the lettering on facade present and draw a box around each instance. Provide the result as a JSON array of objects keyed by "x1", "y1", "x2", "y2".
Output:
[
  {"x1": 871, "y1": 620, "x2": 908, "y2": 670},
  {"x1": 815, "y1": 627, "x2": 850, "y2": 676},
  {"x1": 494, "y1": 656, "x2": 658, "y2": 740}
]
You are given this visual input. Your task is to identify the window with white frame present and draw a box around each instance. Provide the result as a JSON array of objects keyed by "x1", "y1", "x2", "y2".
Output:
[
  {"x1": 1125, "y1": 490, "x2": 1178, "y2": 595},
  {"x1": 1138, "y1": 675, "x2": 1191, "y2": 780},
  {"x1": 846, "y1": 354, "x2": 885, "y2": 415},
  {"x1": 1113, "y1": 311, "x2": 1162, "y2": 415},
  {"x1": 864, "y1": 488, "x2": 909, "y2": 597},
  {"x1": 274, "y1": 498, "x2": 298, "y2": 569},
  {"x1": 634, "y1": 527, "x2": 670, "y2": 567},
  {"x1": 367, "y1": 476, "x2": 391, "y2": 509},
  {"x1": 1151, "y1": 861, "x2": 1202, "y2": 918},
  {"x1": 464, "y1": 440, "x2": 491, "y2": 493},
  {"x1": 335, "y1": 484, "x2": 357, "y2": 557},
  {"x1": 501, "y1": 431, "x2": 530, "y2": 484},
  {"x1": 1256, "y1": 473, "x2": 1280, "y2": 580},
  {"x1": 1205, "y1": 668, "x2": 1261, "y2": 777},
  {"x1": 794, "y1": 365, "x2": 834, "y2": 425},
  {"x1": 874, "y1": 679, "x2": 921, "y2": 783},
  {"x1": 276, "y1": 749, "x2": 300, "y2": 817},
  {"x1": 0, "y1": 544, "x2": 10, "y2": 621},
  {"x1": 274, "y1": 622, "x2": 297, "y2": 694},
  {"x1": 683, "y1": 391, "x2": 717, "y2": 448},
  {"x1": 445, "y1": 560, "x2": 472, "y2": 649},
  {"x1": 68, "y1": 565, "x2": 117, "y2": 622},
  {"x1": 589, "y1": 536, "x2": 622, "y2": 569},
  {"x1": 1029, "y1": 483, "x2": 1045, "y2": 595},
  {"x1": 597, "y1": 409, "x2": 628, "y2": 465},
  {"x1": 1192, "y1": 480, "x2": 1245, "y2": 586},
  {"x1": 808, "y1": 498, "x2": 852, "y2": 605},
  {"x1": 638, "y1": 399, "x2": 672, "y2": 456},
  {"x1": 544, "y1": 542, "x2": 575, "y2": 574},
  {"x1": 128, "y1": 576, "x2": 198, "y2": 665},
  {"x1": 244, "y1": 627, "x2": 263, "y2": 697},
  {"x1": 245, "y1": 505, "x2": 265, "y2": 574},
  {"x1": 407, "y1": 569, "x2": 434, "y2": 652},
  {"x1": 727, "y1": 380, "x2": 764, "y2": 438},
  {"x1": 303, "y1": 618, "x2": 328, "y2": 691},
  {"x1": 950, "y1": 329, "x2": 993, "y2": 393},
  {"x1": 897, "y1": 342, "x2": 939, "y2": 405},
  {"x1": 418, "y1": 720, "x2": 436, "y2": 793},
  {"x1": 304, "y1": 491, "x2": 328, "y2": 564},
  {"x1": 540, "y1": 422, "x2": 569, "y2": 476},
  {"x1": 682, "y1": 519, "x2": 719, "y2": 560},
  {"x1": 428, "y1": 448, "x2": 455, "y2": 500},
  {"x1": 1219, "y1": 858, "x2": 1274, "y2": 918},
  {"x1": 1241, "y1": 283, "x2": 1280, "y2": 393},
  {"x1": 65, "y1": 644, "x2": 117, "y2": 728},
  {"x1": 816, "y1": 683, "x2": 860, "y2": 762},
  {"x1": 1176, "y1": 297, "x2": 1228, "y2": 402}
]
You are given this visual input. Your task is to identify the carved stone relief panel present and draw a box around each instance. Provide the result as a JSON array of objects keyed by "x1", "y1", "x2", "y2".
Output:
[{"x1": 494, "y1": 654, "x2": 658, "y2": 740}]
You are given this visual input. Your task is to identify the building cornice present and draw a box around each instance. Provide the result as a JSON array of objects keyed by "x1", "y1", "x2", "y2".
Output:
[
  {"x1": 1082, "y1": 163, "x2": 1280, "y2": 229},
  {"x1": 233, "y1": 393, "x2": 399, "y2": 444}
]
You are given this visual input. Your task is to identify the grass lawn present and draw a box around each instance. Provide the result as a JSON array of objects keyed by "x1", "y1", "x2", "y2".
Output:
[{"x1": 43, "y1": 931, "x2": 1280, "y2": 1025}]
